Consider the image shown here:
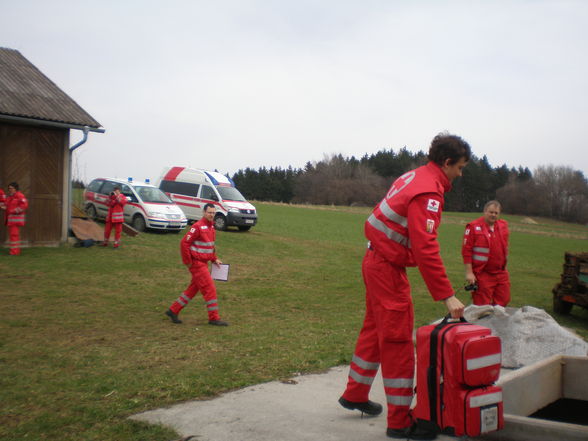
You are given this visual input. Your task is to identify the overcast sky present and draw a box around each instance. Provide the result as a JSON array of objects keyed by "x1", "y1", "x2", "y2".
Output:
[{"x1": 2, "y1": 0, "x2": 587, "y2": 183}]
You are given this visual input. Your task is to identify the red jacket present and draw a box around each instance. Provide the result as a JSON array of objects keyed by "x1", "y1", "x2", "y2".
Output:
[
  {"x1": 365, "y1": 161, "x2": 454, "y2": 301},
  {"x1": 5, "y1": 191, "x2": 28, "y2": 227},
  {"x1": 106, "y1": 193, "x2": 127, "y2": 223},
  {"x1": 462, "y1": 217, "x2": 509, "y2": 273},
  {"x1": 180, "y1": 217, "x2": 218, "y2": 265},
  {"x1": 0, "y1": 189, "x2": 5, "y2": 210}
]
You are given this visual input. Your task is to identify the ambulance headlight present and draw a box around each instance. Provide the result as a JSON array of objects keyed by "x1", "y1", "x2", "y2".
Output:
[
  {"x1": 149, "y1": 211, "x2": 165, "y2": 217},
  {"x1": 228, "y1": 207, "x2": 240, "y2": 213}
]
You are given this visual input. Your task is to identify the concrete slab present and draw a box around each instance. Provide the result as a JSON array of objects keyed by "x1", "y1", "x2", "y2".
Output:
[{"x1": 130, "y1": 366, "x2": 462, "y2": 441}]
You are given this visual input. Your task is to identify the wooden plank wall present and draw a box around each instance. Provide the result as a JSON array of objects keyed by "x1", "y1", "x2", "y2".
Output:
[{"x1": 0, "y1": 122, "x2": 67, "y2": 248}]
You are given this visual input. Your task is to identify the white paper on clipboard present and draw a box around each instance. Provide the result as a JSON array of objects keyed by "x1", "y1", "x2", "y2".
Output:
[{"x1": 211, "y1": 263, "x2": 230, "y2": 281}]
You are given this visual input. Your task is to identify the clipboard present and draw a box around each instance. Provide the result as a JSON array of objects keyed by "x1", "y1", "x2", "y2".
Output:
[{"x1": 211, "y1": 263, "x2": 230, "y2": 281}]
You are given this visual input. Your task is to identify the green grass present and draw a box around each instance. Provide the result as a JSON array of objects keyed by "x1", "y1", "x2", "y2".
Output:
[{"x1": 1, "y1": 202, "x2": 587, "y2": 440}]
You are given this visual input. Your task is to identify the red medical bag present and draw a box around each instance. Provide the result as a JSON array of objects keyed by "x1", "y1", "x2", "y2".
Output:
[{"x1": 414, "y1": 316, "x2": 504, "y2": 437}]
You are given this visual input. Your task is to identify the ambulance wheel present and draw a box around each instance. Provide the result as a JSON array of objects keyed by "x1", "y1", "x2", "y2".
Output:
[
  {"x1": 238, "y1": 226, "x2": 251, "y2": 231},
  {"x1": 86, "y1": 204, "x2": 97, "y2": 220},
  {"x1": 132, "y1": 215, "x2": 146, "y2": 232},
  {"x1": 214, "y1": 214, "x2": 227, "y2": 231},
  {"x1": 553, "y1": 295, "x2": 573, "y2": 315}
]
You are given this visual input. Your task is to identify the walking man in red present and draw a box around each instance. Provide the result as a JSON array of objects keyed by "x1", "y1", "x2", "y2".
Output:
[
  {"x1": 165, "y1": 203, "x2": 229, "y2": 326},
  {"x1": 462, "y1": 200, "x2": 510, "y2": 306},
  {"x1": 4, "y1": 182, "x2": 28, "y2": 256},
  {"x1": 103, "y1": 186, "x2": 127, "y2": 248},
  {"x1": 339, "y1": 133, "x2": 470, "y2": 440}
]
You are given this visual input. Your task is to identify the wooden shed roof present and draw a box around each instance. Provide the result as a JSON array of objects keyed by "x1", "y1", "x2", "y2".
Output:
[{"x1": 0, "y1": 47, "x2": 102, "y2": 130}]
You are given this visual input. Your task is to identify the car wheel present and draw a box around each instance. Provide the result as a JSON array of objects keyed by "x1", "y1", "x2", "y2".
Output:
[
  {"x1": 86, "y1": 204, "x2": 97, "y2": 220},
  {"x1": 132, "y1": 215, "x2": 146, "y2": 232},
  {"x1": 214, "y1": 214, "x2": 227, "y2": 231},
  {"x1": 238, "y1": 226, "x2": 251, "y2": 231}
]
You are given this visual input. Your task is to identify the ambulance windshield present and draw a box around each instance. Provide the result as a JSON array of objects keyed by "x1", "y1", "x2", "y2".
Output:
[
  {"x1": 216, "y1": 186, "x2": 246, "y2": 202},
  {"x1": 135, "y1": 186, "x2": 172, "y2": 203}
]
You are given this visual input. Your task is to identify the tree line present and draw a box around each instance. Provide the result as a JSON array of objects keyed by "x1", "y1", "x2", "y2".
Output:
[{"x1": 231, "y1": 147, "x2": 588, "y2": 224}]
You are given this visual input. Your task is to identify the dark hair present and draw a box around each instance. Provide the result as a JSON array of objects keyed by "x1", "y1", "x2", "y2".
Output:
[
  {"x1": 113, "y1": 186, "x2": 120, "y2": 191},
  {"x1": 203, "y1": 203, "x2": 215, "y2": 211},
  {"x1": 8, "y1": 182, "x2": 19, "y2": 191},
  {"x1": 427, "y1": 132, "x2": 471, "y2": 166}
]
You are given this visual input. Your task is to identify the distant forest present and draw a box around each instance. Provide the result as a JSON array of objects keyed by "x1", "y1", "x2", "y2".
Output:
[{"x1": 231, "y1": 147, "x2": 588, "y2": 224}]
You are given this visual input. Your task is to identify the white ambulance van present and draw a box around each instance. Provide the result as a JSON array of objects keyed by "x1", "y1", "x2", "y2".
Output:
[
  {"x1": 157, "y1": 167, "x2": 257, "y2": 231},
  {"x1": 84, "y1": 177, "x2": 188, "y2": 232}
]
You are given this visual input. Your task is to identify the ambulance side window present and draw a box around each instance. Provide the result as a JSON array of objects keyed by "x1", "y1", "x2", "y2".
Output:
[
  {"x1": 200, "y1": 185, "x2": 218, "y2": 201},
  {"x1": 87, "y1": 179, "x2": 103, "y2": 193},
  {"x1": 120, "y1": 184, "x2": 137, "y2": 202},
  {"x1": 160, "y1": 180, "x2": 200, "y2": 197}
]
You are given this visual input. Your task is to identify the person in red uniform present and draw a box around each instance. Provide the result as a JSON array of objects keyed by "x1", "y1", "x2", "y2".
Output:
[
  {"x1": 165, "y1": 203, "x2": 229, "y2": 326},
  {"x1": 103, "y1": 186, "x2": 127, "y2": 248},
  {"x1": 0, "y1": 186, "x2": 6, "y2": 210},
  {"x1": 462, "y1": 200, "x2": 510, "y2": 306},
  {"x1": 4, "y1": 182, "x2": 29, "y2": 256},
  {"x1": 339, "y1": 133, "x2": 471, "y2": 440}
]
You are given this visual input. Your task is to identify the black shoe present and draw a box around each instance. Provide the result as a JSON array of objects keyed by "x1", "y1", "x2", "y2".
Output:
[
  {"x1": 165, "y1": 309, "x2": 182, "y2": 324},
  {"x1": 386, "y1": 426, "x2": 410, "y2": 439},
  {"x1": 338, "y1": 396, "x2": 383, "y2": 416},
  {"x1": 208, "y1": 319, "x2": 229, "y2": 326},
  {"x1": 407, "y1": 422, "x2": 437, "y2": 440}
]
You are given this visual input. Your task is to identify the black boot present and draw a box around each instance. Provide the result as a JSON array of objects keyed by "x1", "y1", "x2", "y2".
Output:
[
  {"x1": 165, "y1": 309, "x2": 182, "y2": 324},
  {"x1": 208, "y1": 319, "x2": 229, "y2": 326},
  {"x1": 386, "y1": 426, "x2": 410, "y2": 439},
  {"x1": 338, "y1": 396, "x2": 383, "y2": 416}
]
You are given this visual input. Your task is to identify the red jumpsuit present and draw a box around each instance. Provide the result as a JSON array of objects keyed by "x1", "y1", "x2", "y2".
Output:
[
  {"x1": 103, "y1": 193, "x2": 127, "y2": 247},
  {"x1": 5, "y1": 190, "x2": 28, "y2": 256},
  {"x1": 169, "y1": 217, "x2": 222, "y2": 321},
  {"x1": 0, "y1": 189, "x2": 5, "y2": 210},
  {"x1": 462, "y1": 217, "x2": 510, "y2": 306},
  {"x1": 341, "y1": 162, "x2": 455, "y2": 430}
]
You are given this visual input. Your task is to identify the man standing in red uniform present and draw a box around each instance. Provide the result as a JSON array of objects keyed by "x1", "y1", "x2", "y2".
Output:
[
  {"x1": 165, "y1": 203, "x2": 229, "y2": 326},
  {"x1": 462, "y1": 200, "x2": 510, "y2": 306},
  {"x1": 339, "y1": 133, "x2": 471, "y2": 440},
  {"x1": 103, "y1": 186, "x2": 127, "y2": 248},
  {"x1": 4, "y1": 182, "x2": 28, "y2": 256}
]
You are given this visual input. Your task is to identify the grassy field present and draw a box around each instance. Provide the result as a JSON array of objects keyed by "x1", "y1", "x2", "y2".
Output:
[{"x1": 1, "y1": 202, "x2": 587, "y2": 441}]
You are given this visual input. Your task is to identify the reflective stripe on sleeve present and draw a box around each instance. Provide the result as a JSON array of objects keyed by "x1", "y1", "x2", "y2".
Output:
[
  {"x1": 473, "y1": 247, "x2": 490, "y2": 253},
  {"x1": 473, "y1": 255, "x2": 489, "y2": 262}
]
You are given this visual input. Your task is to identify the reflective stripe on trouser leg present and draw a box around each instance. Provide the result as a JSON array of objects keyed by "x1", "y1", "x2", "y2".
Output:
[
  {"x1": 104, "y1": 221, "x2": 112, "y2": 241},
  {"x1": 8, "y1": 226, "x2": 21, "y2": 255},
  {"x1": 362, "y1": 248, "x2": 414, "y2": 429},
  {"x1": 113, "y1": 223, "x2": 123, "y2": 242},
  {"x1": 342, "y1": 261, "x2": 381, "y2": 403},
  {"x1": 190, "y1": 261, "x2": 220, "y2": 321}
]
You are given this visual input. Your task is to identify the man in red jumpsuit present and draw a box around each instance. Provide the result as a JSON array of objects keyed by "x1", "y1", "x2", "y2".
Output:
[
  {"x1": 165, "y1": 203, "x2": 229, "y2": 326},
  {"x1": 0, "y1": 187, "x2": 5, "y2": 210},
  {"x1": 462, "y1": 200, "x2": 510, "y2": 306},
  {"x1": 103, "y1": 186, "x2": 127, "y2": 248},
  {"x1": 4, "y1": 182, "x2": 29, "y2": 256},
  {"x1": 339, "y1": 133, "x2": 470, "y2": 440}
]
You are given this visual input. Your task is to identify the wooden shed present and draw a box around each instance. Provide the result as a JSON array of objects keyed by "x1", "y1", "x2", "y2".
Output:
[{"x1": 0, "y1": 47, "x2": 104, "y2": 248}]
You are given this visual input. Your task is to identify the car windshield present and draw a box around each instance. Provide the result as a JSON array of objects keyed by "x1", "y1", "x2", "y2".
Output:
[
  {"x1": 135, "y1": 186, "x2": 172, "y2": 203},
  {"x1": 216, "y1": 185, "x2": 246, "y2": 201}
]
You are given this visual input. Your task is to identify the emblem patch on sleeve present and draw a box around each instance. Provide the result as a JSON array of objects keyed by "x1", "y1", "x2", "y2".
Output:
[
  {"x1": 426, "y1": 219, "x2": 435, "y2": 233},
  {"x1": 426, "y1": 199, "x2": 440, "y2": 212},
  {"x1": 465, "y1": 228, "x2": 470, "y2": 235}
]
